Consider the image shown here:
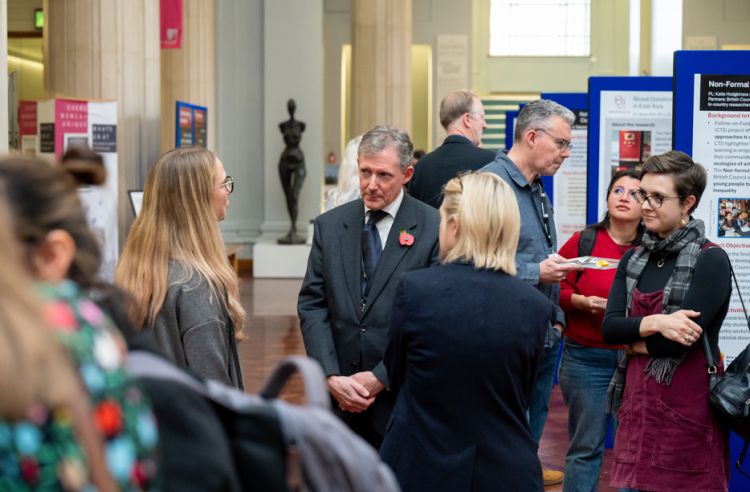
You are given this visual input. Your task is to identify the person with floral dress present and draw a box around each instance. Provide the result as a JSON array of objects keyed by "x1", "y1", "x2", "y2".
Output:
[{"x1": 0, "y1": 281, "x2": 160, "y2": 491}]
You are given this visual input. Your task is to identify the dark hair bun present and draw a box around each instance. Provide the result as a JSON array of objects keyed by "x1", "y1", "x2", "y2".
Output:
[{"x1": 61, "y1": 146, "x2": 106, "y2": 186}]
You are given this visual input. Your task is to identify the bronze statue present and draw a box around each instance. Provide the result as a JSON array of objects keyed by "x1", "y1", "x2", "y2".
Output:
[{"x1": 277, "y1": 99, "x2": 307, "y2": 244}]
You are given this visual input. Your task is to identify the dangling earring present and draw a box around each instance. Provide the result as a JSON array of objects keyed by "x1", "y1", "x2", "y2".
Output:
[{"x1": 681, "y1": 216, "x2": 688, "y2": 226}]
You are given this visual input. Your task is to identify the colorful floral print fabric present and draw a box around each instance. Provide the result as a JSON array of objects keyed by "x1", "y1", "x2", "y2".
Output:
[{"x1": 0, "y1": 280, "x2": 159, "y2": 491}]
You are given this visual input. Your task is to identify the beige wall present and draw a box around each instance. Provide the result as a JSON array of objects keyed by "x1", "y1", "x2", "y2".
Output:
[
  {"x1": 1, "y1": 0, "x2": 7, "y2": 152},
  {"x1": 7, "y1": 0, "x2": 43, "y2": 32},
  {"x1": 683, "y1": 0, "x2": 750, "y2": 48},
  {"x1": 323, "y1": 0, "x2": 474, "y2": 153},
  {"x1": 411, "y1": 44, "x2": 432, "y2": 152},
  {"x1": 324, "y1": 0, "x2": 633, "y2": 149},
  {"x1": 7, "y1": 38, "x2": 43, "y2": 100},
  {"x1": 471, "y1": 0, "x2": 630, "y2": 94},
  {"x1": 323, "y1": 0, "x2": 352, "y2": 162}
]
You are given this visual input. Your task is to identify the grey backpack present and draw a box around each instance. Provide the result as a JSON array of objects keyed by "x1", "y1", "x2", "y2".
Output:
[{"x1": 126, "y1": 351, "x2": 400, "y2": 492}]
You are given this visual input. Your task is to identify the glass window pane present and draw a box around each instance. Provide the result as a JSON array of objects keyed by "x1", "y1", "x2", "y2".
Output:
[{"x1": 489, "y1": 0, "x2": 591, "y2": 57}]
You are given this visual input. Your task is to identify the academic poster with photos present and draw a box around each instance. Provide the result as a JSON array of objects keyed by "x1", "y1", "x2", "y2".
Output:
[{"x1": 691, "y1": 73, "x2": 750, "y2": 362}]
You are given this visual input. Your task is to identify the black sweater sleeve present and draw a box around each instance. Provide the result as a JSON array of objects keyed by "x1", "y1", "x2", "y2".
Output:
[
  {"x1": 601, "y1": 247, "x2": 731, "y2": 355},
  {"x1": 602, "y1": 249, "x2": 642, "y2": 344},
  {"x1": 644, "y1": 247, "x2": 731, "y2": 357}
]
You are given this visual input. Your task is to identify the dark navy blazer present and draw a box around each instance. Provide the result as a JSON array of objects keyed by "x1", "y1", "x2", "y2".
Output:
[
  {"x1": 408, "y1": 135, "x2": 496, "y2": 209},
  {"x1": 380, "y1": 262, "x2": 555, "y2": 492}
]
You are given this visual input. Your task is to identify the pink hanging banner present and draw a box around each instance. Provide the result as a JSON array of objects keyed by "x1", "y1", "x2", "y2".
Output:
[
  {"x1": 160, "y1": 0, "x2": 183, "y2": 49},
  {"x1": 18, "y1": 101, "x2": 37, "y2": 138}
]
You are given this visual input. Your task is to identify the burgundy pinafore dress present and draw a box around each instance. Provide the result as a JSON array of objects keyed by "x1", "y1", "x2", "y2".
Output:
[{"x1": 611, "y1": 288, "x2": 729, "y2": 492}]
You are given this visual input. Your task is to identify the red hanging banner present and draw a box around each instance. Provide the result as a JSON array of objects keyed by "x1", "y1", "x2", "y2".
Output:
[{"x1": 160, "y1": 0, "x2": 183, "y2": 49}]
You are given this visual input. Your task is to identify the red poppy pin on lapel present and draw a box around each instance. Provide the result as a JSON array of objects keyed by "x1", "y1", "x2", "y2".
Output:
[{"x1": 399, "y1": 229, "x2": 414, "y2": 247}]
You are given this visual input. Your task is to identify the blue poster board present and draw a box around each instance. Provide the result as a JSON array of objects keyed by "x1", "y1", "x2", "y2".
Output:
[
  {"x1": 586, "y1": 77, "x2": 672, "y2": 225},
  {"x1": 175, "y1": 100, "x2": 208, "y2": 148},
  {"x1": 504, "y1": 110, "x2": 518, "y2": 154},
  {"x1": 539, "y1": 93, "x2": 587, "y2": 206},
  {"x1": 672, "y1": 50, "x2": 750, "y2": 490},
  {"x1": 673, "y1": 50, "x2": 750, "y2": 154}
]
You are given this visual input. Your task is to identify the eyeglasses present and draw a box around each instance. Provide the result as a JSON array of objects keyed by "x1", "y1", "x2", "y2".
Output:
[
  {"x1": 534, "y1": 128, "x2": 572, "y2": 151},
  {"x1": 467, "y1": 111, "x2": 486, "y2": 122},
  {"x1": 611, "y1": 186, "x2": 639, "y2": 200},
  {"x1": 630, "y1": 189, "x2": 682, "y2": 209},
  {"x1": 216, "y1": 176, "x2": 234, "y2": 194}
]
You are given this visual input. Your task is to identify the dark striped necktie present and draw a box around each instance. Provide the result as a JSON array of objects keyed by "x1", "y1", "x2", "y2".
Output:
[{"x1": 362, "y1": 209, "x2": 388, "y2": 292}]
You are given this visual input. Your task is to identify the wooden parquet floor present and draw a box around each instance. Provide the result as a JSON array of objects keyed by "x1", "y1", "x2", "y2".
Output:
[{"x1": 238, "y1": 277, "x2": 615, "y2": 491}]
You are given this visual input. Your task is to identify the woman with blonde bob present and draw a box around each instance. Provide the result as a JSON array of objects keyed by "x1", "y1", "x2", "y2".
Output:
[
  {"x1": 380, "y1": 172, "x2": 556, "y2": 492},
  {"x1": 116, "y1": 147, "x2": 246, "y2": 389}
]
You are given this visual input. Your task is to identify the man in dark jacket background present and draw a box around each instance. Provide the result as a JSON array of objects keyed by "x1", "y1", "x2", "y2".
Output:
[{"x1": 408, "y1": 91, "x2": 496, "y2": 208}]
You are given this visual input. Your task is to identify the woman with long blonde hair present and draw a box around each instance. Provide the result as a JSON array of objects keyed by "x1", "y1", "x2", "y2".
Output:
[{"x1": 116, "y1": 147, "x2": 246, "y2": 389}]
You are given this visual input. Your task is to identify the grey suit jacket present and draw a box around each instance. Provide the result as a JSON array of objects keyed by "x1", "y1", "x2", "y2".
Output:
[{"x1": 298, "y1": 193, "x2": 440, "y2": 386}]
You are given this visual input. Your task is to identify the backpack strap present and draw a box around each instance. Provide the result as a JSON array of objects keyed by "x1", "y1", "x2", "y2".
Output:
[
  {"x1": 577, "y1": 227, "x2": 597, "y2": 257},
  {"x1": 575, "y1": 227, "x2": 598, "y2": 281},
  {"x1": 126, "y1": 351, "x2": 331, "y2": 410},
  {"x1": 259, "y1": 356, "x2": 330, "y2": 409},
  {"x1": 701, "y1": 240, "x2": 720, "y2": 250},
  {"x1": 699, "y1": 242, "x2": 748, "y2": 373}
]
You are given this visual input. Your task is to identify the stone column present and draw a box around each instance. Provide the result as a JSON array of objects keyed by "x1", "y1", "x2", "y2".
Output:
[
  {"x1": 44, "y1": 0, "x2": 161, "y2": 241},
  {"x1": 351, "y1": 0, "x2": 412, "y2": 136},
  {"x1": 160, "y1": 0, "x2": 216, "y2": 152},
  {"x1": 0, "y1": 0, "x2": 8, "y2": 152}
]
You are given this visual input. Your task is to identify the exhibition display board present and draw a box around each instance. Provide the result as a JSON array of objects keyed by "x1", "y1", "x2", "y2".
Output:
[
  {"x1": 37, "y1": 98, "x2": 119, "y2": 280},
  {"x1": 673, "y1": 49, "x2": 750, "y2": 491},
  {"x1": 175, "y1": 100, "x2": 208, "y2": 148},
  {"x1": 673, "y1": 50, "x2": 750, "y2": 363},
  {"x1": 587, "y1": 77, "x2": 672, "y2": 224},
  {"x1": 504, "y1": 109, "x2": 518, "y2": 153}
]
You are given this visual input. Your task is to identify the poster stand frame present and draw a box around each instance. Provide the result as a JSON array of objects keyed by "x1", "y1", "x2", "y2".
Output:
[
  {"x1": 175, "y1": 100, "x2": 208, "y2": 148},
  {"x1": 539, "y1": 92, "x2": 587, "y2": 207},
  {"x1": 672, "y1": 50, "x2": 750, "y2": 491},
  {"x1": 586, "y1": 76, "x2": 672, "y2": 225}
]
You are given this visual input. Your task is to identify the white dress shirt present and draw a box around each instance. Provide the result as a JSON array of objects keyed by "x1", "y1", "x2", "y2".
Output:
[{"x1": 364, "y1": 188, "x2": 404, "y2": 250}]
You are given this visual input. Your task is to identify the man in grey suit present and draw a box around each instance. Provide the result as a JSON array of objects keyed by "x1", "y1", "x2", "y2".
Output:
[{"x1": 298, "y1": 125, "x2": 440, "y2": 448}]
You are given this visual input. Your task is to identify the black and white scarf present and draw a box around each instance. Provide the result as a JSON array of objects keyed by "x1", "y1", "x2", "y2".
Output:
[{"x1": 608, "y1": 219, "x2": 706, "y2": 413}]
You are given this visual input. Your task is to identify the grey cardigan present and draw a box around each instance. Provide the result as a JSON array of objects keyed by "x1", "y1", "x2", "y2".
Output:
[{"x1": 148, "y1": 263, "x2": 244, "y2": 389}]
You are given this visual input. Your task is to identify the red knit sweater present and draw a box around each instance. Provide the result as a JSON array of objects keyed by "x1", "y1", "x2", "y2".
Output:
[{"x1": 558, "y1": 228, "x2": 632, "y2": 349}]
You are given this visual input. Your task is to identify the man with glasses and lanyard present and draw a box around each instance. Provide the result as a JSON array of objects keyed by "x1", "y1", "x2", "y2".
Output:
[{"x1": 482, "y1": 99, "x2": 582, "y2": 487}]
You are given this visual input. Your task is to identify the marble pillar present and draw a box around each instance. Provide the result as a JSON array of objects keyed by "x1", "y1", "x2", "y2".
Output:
[
  {"x1": 44, "y1": 0, "x2": 161, "y2": 243},
  {"x1": 160, "y1": 0, "x2": 216, "y2": 152},
  {"x1": 351, "y1": 0, "x2": 412, "y2": 136},
  {"x1": 0, "y1": 0, "x2": 8, "y2": 152}
]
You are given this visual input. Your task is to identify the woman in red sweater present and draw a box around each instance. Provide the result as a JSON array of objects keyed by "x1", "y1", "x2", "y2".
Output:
[{"x1": 557, "y1": 169, "x2": 643, "y2": 492}]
